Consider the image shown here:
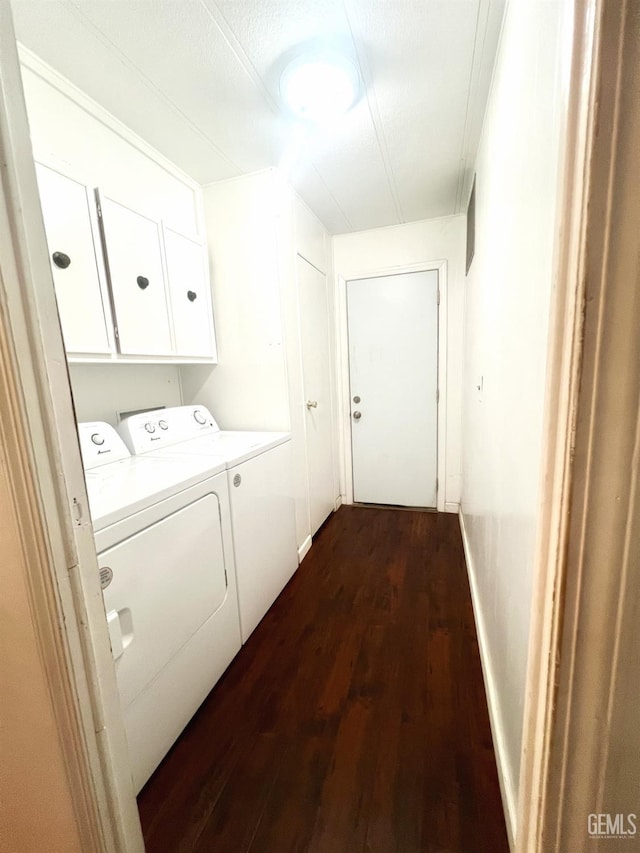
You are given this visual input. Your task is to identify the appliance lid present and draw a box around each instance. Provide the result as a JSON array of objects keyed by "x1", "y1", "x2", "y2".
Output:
[{"x1": 84, "y1": 452, "x2": 227, "y2": 530}]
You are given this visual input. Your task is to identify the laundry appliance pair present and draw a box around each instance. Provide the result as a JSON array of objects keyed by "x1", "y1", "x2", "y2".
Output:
[{"x1": 79, "y1": 405, "x2": 297, "y2": 791}]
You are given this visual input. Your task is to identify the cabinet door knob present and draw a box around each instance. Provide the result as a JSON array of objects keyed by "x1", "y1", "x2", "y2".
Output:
[
  {"x1": 52, "y1": 251, "x2": 71, "y2": 269},
  {"x1": 136, "y1": 275, "x2": 149, "y2": 290},
  {"x1": 187, "y1": 290, "x2": 197, "y2": 302}
]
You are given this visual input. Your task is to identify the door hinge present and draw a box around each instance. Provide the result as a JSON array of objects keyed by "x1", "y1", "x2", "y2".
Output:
[
  {"x1": 96, "y1": 199, "x2": 102, "y2": 218},
  {"x1": 436, "y1": 478, "x2": 439, "y2": 493},
  {"x1": 113, "y1": 324, "x2": 119, "y2": 339},
  {"x1": 437, "y1": 290, "x2": 440, "y2": 305},
  {"x1": 436, "y1": 388, "x2": 440, "y2": 403}
]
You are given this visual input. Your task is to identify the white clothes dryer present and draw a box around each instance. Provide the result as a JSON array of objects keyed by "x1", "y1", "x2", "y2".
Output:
[
  {"x1": 79, "y1": 421, "x2": 241, "y2": 792},
  {"x1": 118, "y1": 405, "x2": 298, "y2": 644}
]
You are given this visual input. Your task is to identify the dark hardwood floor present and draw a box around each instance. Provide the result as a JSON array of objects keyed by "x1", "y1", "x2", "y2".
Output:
[{"x1": 138, "y1": 506, "x2": 508, "y2": 853}]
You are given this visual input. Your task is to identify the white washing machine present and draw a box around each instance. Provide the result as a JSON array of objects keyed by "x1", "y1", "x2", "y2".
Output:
[
  {"x1": 78, "y1": 421, "x2": 241, "y2": 793},
  {"x1": 118, "y1": 405, "x2": 298, "y2": 643}
]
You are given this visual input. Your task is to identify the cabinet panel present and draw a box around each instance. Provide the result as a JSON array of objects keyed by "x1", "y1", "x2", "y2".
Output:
[
  {"x1": 100, "y1": 196, "x2": 173, "y2": 356},
  {"x1": 35, "y1": 164, "x2": 111, "y2": 353},
  {"x1": 164, "y1": 228, "x2": 215, "y2": 358}
]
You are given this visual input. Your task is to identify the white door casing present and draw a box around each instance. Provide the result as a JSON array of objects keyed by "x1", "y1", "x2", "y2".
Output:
[
  {"x1": 346, "y1": 270, "x2": 439, "y2": 507},
  {"x1": 297, "y1": 255, "x2": 336, "y2": 534}
]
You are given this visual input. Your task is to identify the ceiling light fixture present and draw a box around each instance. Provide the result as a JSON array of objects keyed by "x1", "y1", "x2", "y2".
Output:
[{"x1": 280, "y1": 53, "x2": 360, "y2": 124}]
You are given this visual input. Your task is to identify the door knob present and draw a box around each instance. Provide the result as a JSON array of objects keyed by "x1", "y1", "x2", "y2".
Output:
[
  {"x1": 353, "y1": 411, "x2": 362, "y2": 420},
  {"x1": 306, "y1": 400, "x2": 318, "y2": 409}
]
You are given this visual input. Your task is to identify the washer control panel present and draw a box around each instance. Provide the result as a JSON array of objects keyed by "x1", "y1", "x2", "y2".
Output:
[
  {"x1": 78, "y1": 422, "x2": 131, "y2": 470},
  {"x1": 118, "y1": 405, "x2": 220, "y2": 454}
]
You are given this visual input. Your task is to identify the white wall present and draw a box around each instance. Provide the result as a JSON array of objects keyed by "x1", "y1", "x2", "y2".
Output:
[
  {"x1": 460, "y1": 2, "x2": 572, "y2": 842},
  {"x1": 180, "y1": 171, "x2": 290, "y2": 432},
  {"x1": 333, "y1": 215, "x2": 466, "y2": 510},
  {"x1": 69, "y1": 364, "x2": 183, "y2": 426},
  {"x1": 180, "y1": 170, "x2": 338, "y2": 554}
]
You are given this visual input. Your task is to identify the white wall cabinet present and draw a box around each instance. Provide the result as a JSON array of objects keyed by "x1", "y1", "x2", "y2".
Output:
[
  {"x1": 35, "y1": 164, "x2": 216, "y2": 362},
  {"x1": 99, "y1": 195, "x2": 173, "y2": 357},
  {"x1": 35, "y1": 163, "x2": 112, "y2": 354},
  {"x1": 164, "y1": 227, "x2": 215, "y2": 358}
]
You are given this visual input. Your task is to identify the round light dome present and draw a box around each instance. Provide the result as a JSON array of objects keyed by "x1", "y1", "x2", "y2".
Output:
[{"x1": 280, "y1": 55, "x2": 360, "y2": 124}]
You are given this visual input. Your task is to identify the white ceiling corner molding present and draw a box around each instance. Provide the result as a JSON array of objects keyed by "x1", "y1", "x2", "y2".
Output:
[
  {"x1": 453, "y1": 0, "x2": 484, "y2": 214},
  {"x1": 197, "y1": 0, "x2": 282, "y2": 115},
  {"x1": 16, "y1": 43, "x2": 205, "y2": 191},
  {"x1": 342, "y1": 0, "x2": 405, "y2": 226},
  {"x1": 454, "y1": 0, "x2": 508, "y2": 214},
  {"x1": 64, "y1": 0, "x2": 242, "y2": 177},
  {"x1": 308, "y1": 165, "x2": 354, "y2": 232}
]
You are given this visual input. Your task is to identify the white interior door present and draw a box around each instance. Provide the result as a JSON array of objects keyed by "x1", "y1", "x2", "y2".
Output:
[
  {"x1": 35, "y1": 164, "x2": 112, "y2": 354},
  {"x1": 100, "y1": 195, "x2": 173, "y2": 356},
  {"x1": 297, "y1": 255, "x2": 335, "y2": 534},
  {"x1": 163, "y1": 227, "x2": 215, "y2": 358},
  {"x1": 347, "y1": 270, "x2": 438, "y2": 507}
]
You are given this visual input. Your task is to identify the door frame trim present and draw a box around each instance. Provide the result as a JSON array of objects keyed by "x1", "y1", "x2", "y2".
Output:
[
  {"x1": 335, "y1": 259, "x2": 447, "y2": 511},
  {"x1": 517, "y1": 1, "x2": 640, "y2": 849},
  {"x1": 0, "y1": 9, "x2": 144, "y2": 851}
]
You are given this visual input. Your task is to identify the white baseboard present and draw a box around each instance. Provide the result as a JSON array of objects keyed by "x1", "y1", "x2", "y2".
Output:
[
  {"x1": 444, "y1": 501, "x2": 459, "y2": 513},
  {"x1": 297, "y1": 534, "x2": 312, "y2": 563},
  {"x1": 334, "y1": 495, "x2": 344, "y2": 511},
  {"x1": 458, "y1": 508, "x2": 517, "y2": 851}
]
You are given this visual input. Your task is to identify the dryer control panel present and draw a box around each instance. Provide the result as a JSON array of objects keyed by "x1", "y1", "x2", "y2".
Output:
[{"x1": 118, "y1": 405, "x2": 220, "y2": 454}]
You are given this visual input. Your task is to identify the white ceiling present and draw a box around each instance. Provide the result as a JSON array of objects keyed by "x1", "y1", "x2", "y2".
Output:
[{"x1": 11, "y1": 0, "x2": 505, "y2": 234}]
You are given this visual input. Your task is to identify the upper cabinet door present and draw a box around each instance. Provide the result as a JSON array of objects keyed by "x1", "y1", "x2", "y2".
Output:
[
  {"x1": 35, "y1": 164, "x2": 112, "y2": 354},
  {"x1": 163, "y1": 228, "x2": 216, "y2": 358},
  {"x1": 100, "y1": 196, "x2": 173, "y2": 356}
]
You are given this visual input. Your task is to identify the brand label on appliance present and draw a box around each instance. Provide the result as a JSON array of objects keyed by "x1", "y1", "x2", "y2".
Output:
[{"x1": 99, "y1": 566, "x2": 113, "y2": 590}]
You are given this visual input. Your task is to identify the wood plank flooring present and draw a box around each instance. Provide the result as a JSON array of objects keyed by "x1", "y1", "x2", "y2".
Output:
[{"x1": 138, "y1": 506, "x2": 508, "y2": 853}]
